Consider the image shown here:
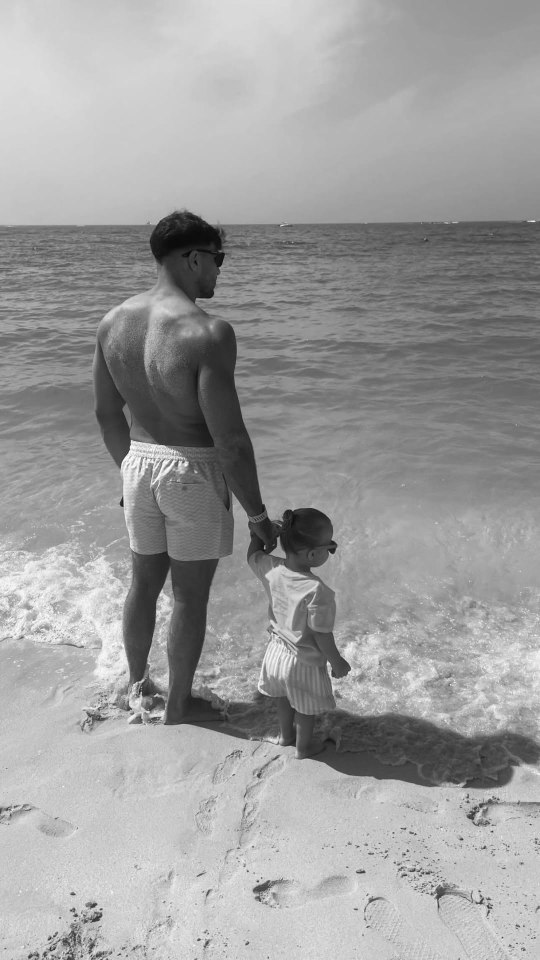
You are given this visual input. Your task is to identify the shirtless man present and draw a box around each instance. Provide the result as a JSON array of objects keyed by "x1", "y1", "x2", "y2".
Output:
[{"x1": 93, "y1": 210, "x2": 275, "y2": 724}]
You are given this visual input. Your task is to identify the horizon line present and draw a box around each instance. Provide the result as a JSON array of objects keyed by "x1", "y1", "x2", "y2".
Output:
[{"x1": 0, "y1": 218, "x2": 537, "y2": 228}]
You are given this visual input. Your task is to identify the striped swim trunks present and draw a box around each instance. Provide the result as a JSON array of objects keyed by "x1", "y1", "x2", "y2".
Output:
[
  {"x1": 121, "y1": 441, "x2": 234, "y2": 561},
  {"x1": 258, "y1": 635, "x2": 336, "y2": 715}
]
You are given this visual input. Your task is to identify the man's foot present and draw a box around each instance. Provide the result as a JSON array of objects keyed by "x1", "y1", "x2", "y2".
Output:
[
  {"x1": 119, "y1": 667, "x2": 158, "y2": 710},
  {"x1": 295, "y1": 741, "x2": 326, "y2": 760},
  {"x1": 163, "y1": 695, "x2": 224, "y2": 726},
  {"x1": 127, "y1": 677, "x2": 150, "y2": 701},
  {"x1": 128, "y1": 673, "x2": 165, "y2": 712},
  {"x1": 278, "y1": 735, "x2": 295, "y2": 746}
]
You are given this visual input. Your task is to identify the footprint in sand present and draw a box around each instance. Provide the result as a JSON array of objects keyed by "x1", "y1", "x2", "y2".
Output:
[
  {"x1": 145, "y1": 872, "x2": 177, "y2": 953},
  {"x1": 0, "y1": 803, "x2": 76, "y2": 838},
  {"x1": 42, "y1": 682, "x2": 74, "y2": 706},
  {"x1": 193, "y1": 752, "x2": 246, "y2": 837},
  {"x1": 212, "y1": 749, "x2": 244, "y2": 785},
  {"x1": 253, "y1": 875, "x2": 355, "y2": 909},
  {"x1": 364, "y1": 896, "x2": 444, "y2": 960},
  {"x1": 437, "y1": 887, "x2": 511, "y2": 960},
  {"x1": 322, "y1": 779, "x2": 377, "y2": 800},
  {"x1": 216, "y1": 755, "x2": 290, "y2": 892},
  {"x1": 195, "y1": 796, "x2": 218, "y2": 835},
  {"x1": 240, "y1": 755, "x2": 287, "y2": 843},
  {"x1": 467, "y1": 799, "x2": 540, "y2": 827}
]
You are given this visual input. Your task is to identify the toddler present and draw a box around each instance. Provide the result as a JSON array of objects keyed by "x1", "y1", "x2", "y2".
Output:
[{"x1": 248, "y1": 507, "x2": 350, "y2": 759}]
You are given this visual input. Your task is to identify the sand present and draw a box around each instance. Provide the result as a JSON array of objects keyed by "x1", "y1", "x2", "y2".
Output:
[{"x1": 1, "y1": 638, "x2": 539, "y2": 960}]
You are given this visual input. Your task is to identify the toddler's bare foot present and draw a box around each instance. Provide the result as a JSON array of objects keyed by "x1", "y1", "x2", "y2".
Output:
[
  {"x1": 278, "y1": 735, "x2": 295, "y2": 746},
  {"x1": 295, "y1": 740, "x2": 326, "y2": 760}
]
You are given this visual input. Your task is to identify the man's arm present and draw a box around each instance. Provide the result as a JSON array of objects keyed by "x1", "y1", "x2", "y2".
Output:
[
  {"x1": 92, "y1": 334, "x2": 131, "y2": 468},
  {"x1": 197, "y1": 319, "x2": 275, "y2": 548}
]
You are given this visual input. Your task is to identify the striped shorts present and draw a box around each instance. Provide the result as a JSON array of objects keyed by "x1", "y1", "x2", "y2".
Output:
[
  {"x1": 121, "y1": 441, "x2": 234, "y2": 561},
  {"x1": 258, "y1": 635, "x2": 336, "y2": 716}
]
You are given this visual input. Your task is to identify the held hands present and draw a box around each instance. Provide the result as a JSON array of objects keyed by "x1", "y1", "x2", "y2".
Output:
[
  {"x1": 248, "y1": 516, "x2": 280, "y2": 553},
  {"x1": 331, "y1": 657, "x2": 351, "y2": 679}
]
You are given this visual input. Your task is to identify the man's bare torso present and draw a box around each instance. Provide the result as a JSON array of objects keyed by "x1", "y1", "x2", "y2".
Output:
[{"x1": 98, "y1": 289, "x2": 216, "y2": 447}]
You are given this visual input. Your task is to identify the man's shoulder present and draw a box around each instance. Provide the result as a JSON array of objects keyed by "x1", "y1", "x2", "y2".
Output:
[
  {"x1": 97, "y1": 304, "x2": 119, "y2": 334},
  {"x1": 161, "y1": 313, "x2": 235, "y2": 368},
  {"x1": 158, "y1": 300, "x2": 234, "y2": 343},
  {"x1": 198, "y1": 313, "x2": 235, "y2": 344},
  {"x1": 193, "y1": 314, "x2": 236, "y2": 367},
  {"x1": 97, "y1": 294, "x2": 147, "y2": 338}
]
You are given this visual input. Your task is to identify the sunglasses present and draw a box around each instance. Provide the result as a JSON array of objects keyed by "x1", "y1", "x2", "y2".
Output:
[
  {"x1": 181, "y1": 249, "x2": 225, "y2": 267},
  {"x1": 300, "y1": 540, "x2": 338, "y2": 555}
]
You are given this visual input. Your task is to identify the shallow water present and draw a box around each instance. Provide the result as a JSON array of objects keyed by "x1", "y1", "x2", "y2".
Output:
[{"x1": 2, "y1": 221, "x2": 540, "y2": 781}]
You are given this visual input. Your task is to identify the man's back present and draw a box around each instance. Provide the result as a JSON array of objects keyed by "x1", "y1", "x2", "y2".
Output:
[{"x1": 98, "y1": 289, "x2": 217, "y2": 447}]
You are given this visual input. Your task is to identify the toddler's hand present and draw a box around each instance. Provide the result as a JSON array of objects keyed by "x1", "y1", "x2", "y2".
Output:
[
  {"x1": 248, "y1": 517, "x2": 278, "y2": 553},
  {"x1": 331, "y1": 657, "x2": 351, "y2": 679}
]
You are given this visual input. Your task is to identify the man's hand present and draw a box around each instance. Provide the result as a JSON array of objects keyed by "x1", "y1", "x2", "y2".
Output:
[
  {"x1": 331, "y1": 657, "x2": 351, "y2": 679},
  {"x1": 248, "y1": 517, "x2": 279, "y2": 553}
]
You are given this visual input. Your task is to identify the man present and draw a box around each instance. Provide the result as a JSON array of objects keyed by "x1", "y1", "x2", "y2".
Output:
[{"x1": 93, "y1": 210, "x2": 275, "y2": 724}]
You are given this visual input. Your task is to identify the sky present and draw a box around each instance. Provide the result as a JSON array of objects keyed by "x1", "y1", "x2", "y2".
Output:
[{"x1": 1, "y1": 0, "x2": 539, "y2": 223}]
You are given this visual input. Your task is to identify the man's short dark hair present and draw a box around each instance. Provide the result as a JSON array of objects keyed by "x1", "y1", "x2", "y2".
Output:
[{"x1": 149, "y1": 210, "x2": 225, "y2": 263}]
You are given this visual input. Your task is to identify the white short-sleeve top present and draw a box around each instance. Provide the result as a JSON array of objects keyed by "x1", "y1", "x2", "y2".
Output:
[{"x1": 248, "y1": 551, "x2": 336, "y2": 665}]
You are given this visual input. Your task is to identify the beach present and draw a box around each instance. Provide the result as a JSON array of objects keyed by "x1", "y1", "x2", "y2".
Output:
[
  {"x1": 2, "y1": 0, "x2": 540, "y2": 939},
  {"x1": 2, "y1": 637, "x2": 539, "y2": 960},
  {"x1": 2, "y1": 220, "x2": 540, "y2": 957}
]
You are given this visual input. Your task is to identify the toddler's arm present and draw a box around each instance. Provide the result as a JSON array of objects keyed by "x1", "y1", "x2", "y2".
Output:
[
  {"x1": 247, "y1": 530, "x2": 266, "y2": 562},
  {"x1": 313, "y1": 632, "x2": 351, "y2": 678},
  {"x1": 247, "y1": 521, "x2": 281, "y2": 562}
]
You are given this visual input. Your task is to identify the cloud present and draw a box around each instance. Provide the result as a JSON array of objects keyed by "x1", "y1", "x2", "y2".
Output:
[
  {"x1": 0, "y1": 0, "x2": 376, "y2": 121},
  {"x1": 287, "y1": 0, "x2": 540, "y2": 125},
  {"x1": 0, "y1": 0, "x2": 538, "y2": 221}
]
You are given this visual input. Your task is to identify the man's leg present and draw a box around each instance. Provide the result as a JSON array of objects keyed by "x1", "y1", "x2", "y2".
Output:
[
  {"x1": 123, "y1": 550, "x2": 170, "y2": 688},
  {"x1": 163, "y1": 557, "x2": 219, "y2": 724}
]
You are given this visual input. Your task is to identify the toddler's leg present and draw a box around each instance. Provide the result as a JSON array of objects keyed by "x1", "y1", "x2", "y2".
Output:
[
  {"x1": 295, "y1": 712, "x2": 326, "y2": 760},
  {"x1": 276, "y1": 697, "x2": 295, "y2": 746}
]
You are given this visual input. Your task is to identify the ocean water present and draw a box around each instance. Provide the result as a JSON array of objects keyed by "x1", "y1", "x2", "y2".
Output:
[{"x1": 2, "y1": 221, "x2": 540, "y2": 783}]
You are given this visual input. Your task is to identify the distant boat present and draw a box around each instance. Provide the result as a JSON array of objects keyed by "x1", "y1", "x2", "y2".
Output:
[
  {"x1": 279, "y1": 222, "x2": 291, "y2": 227},
  {"x1": 526, "y1": 219, "x2": 537, "y2": 223}
]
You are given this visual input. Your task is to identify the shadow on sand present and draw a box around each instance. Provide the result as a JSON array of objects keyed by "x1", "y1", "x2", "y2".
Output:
[{"x1": 221, "y1": 695, "x2": 540, "y2": 789}]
